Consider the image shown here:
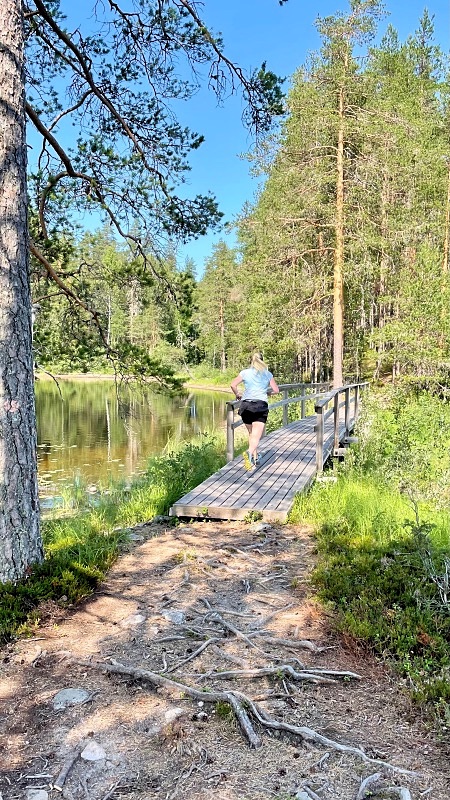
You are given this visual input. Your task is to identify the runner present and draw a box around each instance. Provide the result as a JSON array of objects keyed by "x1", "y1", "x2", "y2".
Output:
[{"x1": 230, "y1": 353, "x2": 280, "y2": 470}]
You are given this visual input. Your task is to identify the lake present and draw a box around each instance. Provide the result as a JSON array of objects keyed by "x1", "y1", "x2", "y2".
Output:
[{"x1": 35, "y1": 379, "x2": 228, "y2": 494}]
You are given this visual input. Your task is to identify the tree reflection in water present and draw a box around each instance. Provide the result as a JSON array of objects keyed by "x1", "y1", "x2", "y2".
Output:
[{"x1": 35, "y1": 379, "x2": 227, "y2": 493}]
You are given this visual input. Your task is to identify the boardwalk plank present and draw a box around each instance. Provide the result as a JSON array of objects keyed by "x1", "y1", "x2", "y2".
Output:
[{"x1": 170, "y1": 411, "x2": 355, "y2": 521}]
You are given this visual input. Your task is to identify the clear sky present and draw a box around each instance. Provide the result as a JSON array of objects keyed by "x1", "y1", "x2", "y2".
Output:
[
  {"x1": 35, "y1": 0, "x2": 450, "y2": 275},
  {"x1": 173, "y1": 0, "x2": 450, "y2": 274}
]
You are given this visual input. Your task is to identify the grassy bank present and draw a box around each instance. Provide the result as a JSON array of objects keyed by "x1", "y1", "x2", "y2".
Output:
[
  {"x1": 0, "y1": 434, "x2": 225, "y2": 643},
  {"x1": 290, "y1": 386, "x2": 450, "y2": 721}
]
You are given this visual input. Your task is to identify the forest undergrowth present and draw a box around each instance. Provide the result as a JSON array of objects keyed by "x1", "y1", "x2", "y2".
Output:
[{"x1": 290, "y1": 385, "x2": 450, "y2": 725}]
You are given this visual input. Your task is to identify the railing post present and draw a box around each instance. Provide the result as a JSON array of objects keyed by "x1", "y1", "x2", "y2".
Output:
[
  {"x1": 354, "y1": 384, "x2": 360, "y2": 425},
  {"x1": 282, "y1": 389, "x2": 289, "y2": 427},
  {"x1": 316, "y1": 404, "x2": 324, "y2": 473},
  {"x1": 300, "y1": 383, "x2": 306, "y2": 419},
  {"x1": 226, "y1": 402, "x2": 235, "y2": 462},
  {"x1": 345, "y1": 386, "x2": 350, "y2": 440},
  {"x1": 333, "y1": 391, "x2": 340, "y2": 451}
]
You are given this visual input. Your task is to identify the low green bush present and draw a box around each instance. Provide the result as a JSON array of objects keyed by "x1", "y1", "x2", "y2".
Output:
[{"x1": 289, "y1": 388, "x2": 450, "y2": 716}]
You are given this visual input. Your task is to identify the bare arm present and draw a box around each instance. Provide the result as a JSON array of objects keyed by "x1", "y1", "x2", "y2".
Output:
[
  {"x1": 230, "y1": 375, "x2": 243, "y2": 399},
  {"x1": 269, "y1": 377, "x2": 280, "y2": 395}
]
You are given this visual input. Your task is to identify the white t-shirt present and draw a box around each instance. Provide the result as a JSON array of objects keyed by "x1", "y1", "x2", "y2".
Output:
[{"x1": 240, "y1": 368, "x2": 273, "y2": 402}]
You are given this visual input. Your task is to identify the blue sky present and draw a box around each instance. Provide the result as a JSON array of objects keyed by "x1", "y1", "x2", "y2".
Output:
[
  {"x1": 33, "y1": 0, "x2": 450, "y2": 275},
  {"x1": 173, "y1": 0, "x2": 450, "y2": 274}
]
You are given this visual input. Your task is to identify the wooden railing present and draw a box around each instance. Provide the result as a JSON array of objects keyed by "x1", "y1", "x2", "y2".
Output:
[
  {"x1": 225, "y1": 380, "x2": 369, "y2": 466},
  {"x1": 225, "y1": 382, "x2": 330, "y2": 462},
  {"x1": 314, "y1": 382, "x2": 369, "y2": 472}
]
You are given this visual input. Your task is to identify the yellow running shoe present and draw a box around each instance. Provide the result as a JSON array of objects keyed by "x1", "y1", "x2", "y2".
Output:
[{"x1": 243, "y1": 450, "x2": 255, "y2": 471}]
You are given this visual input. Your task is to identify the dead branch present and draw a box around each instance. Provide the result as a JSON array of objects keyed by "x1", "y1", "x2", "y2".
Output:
[
  {"x1": 199, "y1": 600, "x2": 270, "y2": 655},
  {"x1": 355, "y1": 776, "x2": 413, "y2": 800},
  {"x1": 195, "y1": 666, "x2": 335, "y2": 685},
  {"x1": 384, "y1": 790, "x2": 412, "y2": 800},
  {"x1": 166, "y1": 637, "x2": 221, "y2": 673},
  {"x1": 239, "y1": 693, "x2": 418, "y2": 776},
  {"x1": 53, "y1": 744, "x2": 84, "y2": 791},
  {"x1": 209, "y1": 644, "x2": 248, "y2": 668}
]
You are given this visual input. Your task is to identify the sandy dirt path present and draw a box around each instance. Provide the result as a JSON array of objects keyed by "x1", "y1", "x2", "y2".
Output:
[{"x1": 1, "y1": 519, "x2": 449, "y2": 800}]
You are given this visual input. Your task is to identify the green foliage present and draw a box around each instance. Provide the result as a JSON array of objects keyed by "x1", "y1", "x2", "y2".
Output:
[
  {"x1": 244, "y1": 510, "x2": 263, "y2": 523},
  {"x1": 33, "y1": 230, "x2": 196, "y2": 383},
  {"x1": 0, "y1": 433, "x2": 225, "y2": 642},
  {"x1": 215, "y1": 700, "x2": 233, "y2": 720},
  {"x1": 290, "y1": 388, "x2": 450, "y2": 713},
  {"x1": 186, "y1": 364, "x2": 237, "y2": 386},
  {"x1": 349, "y1": 387, "x2": 450, "y2": 505},
  {"x1": 194, "y1": 241, "x2": 244, "y2": 372},
  {"x1": 196, "y1": 8, "x2": 450, "y2": 385}
]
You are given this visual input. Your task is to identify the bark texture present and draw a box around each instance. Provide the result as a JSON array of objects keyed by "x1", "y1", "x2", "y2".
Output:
[
  {"x1": 0, "y1": 0, "x2": 42, "y2": 582},
  {"x1": 333, "y1": 83, "x2": 345, "y2": 389}
]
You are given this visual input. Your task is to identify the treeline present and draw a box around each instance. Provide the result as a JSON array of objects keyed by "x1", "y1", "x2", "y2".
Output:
[{"x1": 33, "y1": 5, "x2": 450, "y2": 385}]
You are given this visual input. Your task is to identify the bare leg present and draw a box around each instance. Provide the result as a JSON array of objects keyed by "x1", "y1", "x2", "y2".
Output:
[{"x1": 248, "y1": 421, "x2": 265, "y2": 462}]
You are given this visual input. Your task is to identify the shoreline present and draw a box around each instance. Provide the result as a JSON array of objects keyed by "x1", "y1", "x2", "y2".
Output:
[{"x1": 35, "y1": 371, "x2": 231, "y2": 393}]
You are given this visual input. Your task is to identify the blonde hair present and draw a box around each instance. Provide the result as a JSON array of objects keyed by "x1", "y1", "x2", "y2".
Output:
[{"x1": 251, "y1": 352, "x2": 267, "y2": 372}]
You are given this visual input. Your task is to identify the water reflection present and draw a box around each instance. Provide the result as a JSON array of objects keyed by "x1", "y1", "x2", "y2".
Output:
[{"x1": 35, "y1": 379, "x2": 227, "y2": 493}]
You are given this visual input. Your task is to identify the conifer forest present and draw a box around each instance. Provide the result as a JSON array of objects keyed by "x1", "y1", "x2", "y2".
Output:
[{"x1": 30, "y1": 5, "x2": 450, "y2": 389}]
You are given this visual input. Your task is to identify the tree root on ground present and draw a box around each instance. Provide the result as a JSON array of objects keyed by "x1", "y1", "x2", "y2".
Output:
[
  {"x1": 77, "y1": 657, "x2": 419, "y2": 777},
  {"x1": 354, "y1": 772, "x2": 413, "y2": 799},
  {"x1": 194, "y1": 664, "x2": 361, "y2": 684}
]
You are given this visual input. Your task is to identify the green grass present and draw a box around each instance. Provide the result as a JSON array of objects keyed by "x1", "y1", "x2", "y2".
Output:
[
  {"x1": 289, "y1": 388, "x2": 450, "y2": 717},
  {"x1": 0, "y1": 433, "x2": 225, "y2": 642},
  {"x1": 182, "y1": 364, "x2": 237, "y2": 387}
]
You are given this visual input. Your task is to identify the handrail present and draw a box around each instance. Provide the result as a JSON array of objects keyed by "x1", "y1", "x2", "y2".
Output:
[
  {"x1": 225, "y1": 381, "x2": 331, "y2": 462},
  {"x1": 225, "y1": 379, "x2": 368, "y2": 465},
  {"x1": 315, "y1": 382, "x2": 369, "y2": 473}
]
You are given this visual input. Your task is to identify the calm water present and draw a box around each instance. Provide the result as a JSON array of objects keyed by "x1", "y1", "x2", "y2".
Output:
[{"x1": 35, "y1": 380, "x2": 228, "y2": 494}]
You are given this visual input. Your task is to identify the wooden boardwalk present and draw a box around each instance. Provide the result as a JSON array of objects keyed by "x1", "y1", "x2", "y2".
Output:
[{"x1": 170, "y1": 411, "x2": 353, "y2": 523}]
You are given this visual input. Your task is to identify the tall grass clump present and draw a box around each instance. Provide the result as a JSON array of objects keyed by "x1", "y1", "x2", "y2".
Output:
[
  {"x1": 289, "y1": 386, "x2": 450, "y2": 717},
  {"x1": 0, "y1": 433, "x2": 225, "y2": 643}
]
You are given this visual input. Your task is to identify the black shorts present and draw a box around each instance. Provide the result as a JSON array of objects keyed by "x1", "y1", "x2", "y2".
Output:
[{"x1": 239, "y1": 399, "x2": 269, "y2": 424}]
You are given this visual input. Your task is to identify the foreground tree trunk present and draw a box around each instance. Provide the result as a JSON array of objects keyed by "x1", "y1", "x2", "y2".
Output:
[{"x1": 0, "y1": 0, "x2": 42, "y2": 582}]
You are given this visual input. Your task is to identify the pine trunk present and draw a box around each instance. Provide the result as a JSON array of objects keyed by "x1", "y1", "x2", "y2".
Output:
[
  {"x1": 333, "y1": 84, "x2": 345, "y2": 388},
  {"x1": 0, "y1": 0, "x2": 42, "y2": 582},
  {"x1": 219, "y1": 299, "x2": 226, "y2": 372}
]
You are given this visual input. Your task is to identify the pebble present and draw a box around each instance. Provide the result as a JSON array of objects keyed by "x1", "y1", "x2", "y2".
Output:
[
  {"x1": 164, "y1": 707, "x2": 185, "y2": 723},
  {"x1": 52, "y1": 688, "x2": 90, "y2": 710},
  {"x1": 26, "y1": 791, "x2": 48, "y2": 800},
  {"x1": 161, "y1": 609, "x2": 185, "y2": 624},
  {"x1": 250, "y1": 522, "x2": 271, "y2": 533},
  {"x1": 80, "y1": 741, "x2": 106, "y2": 761},
  {"x1": 128, "y1": 533, "x2": 144, "y2": 542},
  {"x1": 120, "y1": 613, "x2": 146, "y2": 627}
]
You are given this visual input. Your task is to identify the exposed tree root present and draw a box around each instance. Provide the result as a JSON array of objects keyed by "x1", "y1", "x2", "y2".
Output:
[
  {"x1": 355, "y1": 773, "x2": 413, "y2": 799},
  {"x1": 77, "y1": 658, "x2": 419, "y2": 776},
  {"x1": 194, "y1": 664, "x2": 361, "y2": 684}
]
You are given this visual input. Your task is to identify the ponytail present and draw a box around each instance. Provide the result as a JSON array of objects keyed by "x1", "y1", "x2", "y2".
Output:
[{"x1": 251, "y1": 352, "x2": 268, "y2": 372}]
